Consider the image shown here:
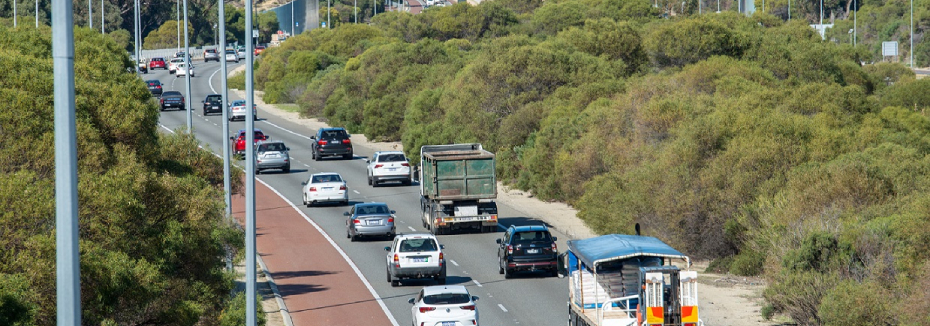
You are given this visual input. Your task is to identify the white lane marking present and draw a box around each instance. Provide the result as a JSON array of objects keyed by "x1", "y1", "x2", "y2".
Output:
[
  {"x1": 257, "y1": 178, "x2": 401, "y2": 326},
  {"x1": 353, "y1": 190, "x2": 360, "y2": 194},
  {"x1": 303, "y1": 164, "x2": 310, "y2": 167},
  {"x1": 449, "y1": 260, "x2": 459, "y2": 266},
  {"x1": 498, "y1": 304, "x2": 508, "y2": 312},
  {"x1": 160, "y1": 125, "x2": 174, "y2": 133},
  {"x1": 261, "y1": 120, "x2": 314, "y2": 140},
  {"x1": 208, "y1": 67, "x2": 222, "y2": 94},
  {"x1": 472, "y1": 280, "x2": 482, "y2": 287},
  {"x1": 407, "y1": 226, "x2": 416, "y2": 232}
]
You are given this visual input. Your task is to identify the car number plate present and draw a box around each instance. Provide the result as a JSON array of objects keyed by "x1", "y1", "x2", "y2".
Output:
[
  {"x1": 526, "y1": 249, "x2": 539, "y2": 254},
  {"x1": 213, "y1": 106, "x2": 219, "y2": 109},
  {"x1": 323, "y1": 187, "x2": 333, "y2": 190},
  {"x1": 367, "y1": 220, "x2": 380, "y2": 225},
  {"x1": 442, "y1": 322, "x2": 455, "y2": 326},
  {"x1": 412, "y1": 257, "x2": 428, "y2": 263},
  {"x1": 388, "y1": 168, "x2": 397, "y2": 171}
]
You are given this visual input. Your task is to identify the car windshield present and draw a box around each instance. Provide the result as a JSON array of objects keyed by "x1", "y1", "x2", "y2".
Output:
[
  {"x1": 422, "y1": 293, "x2": 470, "y2": 305},
  {"x1": 379, "y1": 154, "x2": 406, "y2": 162},
  {"x1": 321, "y1": 129, "x2": 348, "y2": 140},
  {"x1": 259, "y1": 143, "x2": 286, "y2": 152},
  {"x1": 356, "y1": 204, "x2": 389, "y2": 215},
  {"x1": 311, "y1": 175, "x2": 343, "y2": 183},
  {"x1": 512, "y1": 231, "x2": 552, "y2": 244},
  {"x1": 399, "y1": 238, "x2": 438, "y2": 252}
]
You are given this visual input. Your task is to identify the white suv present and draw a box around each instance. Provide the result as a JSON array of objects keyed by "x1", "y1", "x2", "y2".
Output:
[
  {"x1": 366, "y1": 151, "x2": 411, "y2": 186},
  {"x1": 385, "y1": 233, "x2": 446, "y2": 287}
]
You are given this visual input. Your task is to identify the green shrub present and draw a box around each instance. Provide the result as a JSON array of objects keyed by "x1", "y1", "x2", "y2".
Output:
[{"x1": 218, "y1": 292, "x2": 266, "y2": 326}]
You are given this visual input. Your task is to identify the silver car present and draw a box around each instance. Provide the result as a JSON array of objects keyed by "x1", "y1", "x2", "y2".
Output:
[
  {"x1": 255, "y1": 141, "x2": 290, "y2": 174},
  {"x1": 345, "y1": 202, "x2": 396, "y2": 241}
]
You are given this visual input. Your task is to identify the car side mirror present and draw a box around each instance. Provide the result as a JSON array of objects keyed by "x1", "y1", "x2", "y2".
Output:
[
  {"x1": 286, "y1": 147, "x2": 291, "y2": 151},
  {"x1": 343, "y1": 212, "x2": 350, "y2": 216},
  {"x1": 300, "y1": 181, "x2": 307, "y2": 185},
  {"x1": 552, "y1": 237, "x2": 558, "y2": 242},
  {"x1": 229, "y1": 137, "x2": 234, "y2": 140},
  {"x1": 408, "y1": 298, "x2": 415, "y2": 305},
  {"x1": 384, "y1": 246, "x2": 391, "y2": 252},
  {"x1": 390, "y1": 210, "x2": 396, "y2": 214},
  {"x1": 471, "y1": 296, "x2": 479, "y2": 302},
  {"x1": 364, "y1": 159, "x2": 370, "y2": 163},
  {"x1": 310, "y1": 135, "x2": 316, "y2": 140},
  {"x1": 495, "y1": 239, "x2": 502, "y2": 244},
  {"x1": 439, "y1": 244, "x2": 445, "y2": 249}
]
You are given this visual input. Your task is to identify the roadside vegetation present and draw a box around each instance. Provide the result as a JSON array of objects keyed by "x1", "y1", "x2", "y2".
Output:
[
  {"x1": 0, "y1": 23, "x2": 255, "y2": 326},
  {"x1": 248, "y1": 0, "x2": 930, "y2": 323}
]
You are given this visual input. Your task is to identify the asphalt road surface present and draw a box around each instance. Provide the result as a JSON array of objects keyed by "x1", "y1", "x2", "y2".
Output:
[{"x1": 151, "y1": 60, "x2": 571, "y2": 326}]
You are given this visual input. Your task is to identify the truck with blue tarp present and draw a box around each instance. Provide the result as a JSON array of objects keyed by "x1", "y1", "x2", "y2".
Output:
[{"x1": 565, "y1": 234, "x2": 703, "y2": 326}]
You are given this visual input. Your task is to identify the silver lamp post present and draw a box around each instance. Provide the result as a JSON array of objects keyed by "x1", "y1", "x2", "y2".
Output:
[
  {"x1": 177, "y1": 0, "x2": 181, "y2": 54},
  {"x1": 853, "y1": 0, "x2": 856, "y2": 46},
  {"x1": 910, "y1": 0, "x2": 914, "y2": 67},
  {"x1": 219, "y1": 0, "x2": 231, "y2": 222},
  {"x1": 88, "y1": 0, "x2": 92, "y2": 28},
  {"x1": 53, "y1": 0, "x2": 81, "y2": 324},
  {"x1": 184, "y1": 0, "x2": 192, "y2": 131},
  {"x1": 327, "y1": 0, "x2": 331, "y2": 28},
  {"x1": 244, "y1": 0, "x2": 257, "y2": 325},
  {"x1": 355, "y1": 0, "x2": 358, "y2": 23},
  {"x1": 36, "y1": 0, "x2": 39, "y2": 27},
  {"x1": 13, "y1": 0, "x2": 16, "y2": 27}
]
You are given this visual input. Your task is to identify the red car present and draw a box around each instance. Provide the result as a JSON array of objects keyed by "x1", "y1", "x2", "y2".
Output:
[
  {"x1": 254, "y1": 45, "x2": 266, "y2": 56},
  {"x1": 149, "y1": 57, "x2": 167, "y2": 70},
  {"x1": 230, "y1": 129, "x2": 269, "y2": 156}
]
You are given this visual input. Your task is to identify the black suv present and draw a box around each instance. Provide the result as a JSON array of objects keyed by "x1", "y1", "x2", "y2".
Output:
[
  {"x1": 311, "y1": 127, "x2": 353, "y2": 160},
  {"x1": 202, "y1": 94, "x2": 223, "y2": 116},
  {"x1": 496, "y1": 225, "x2": 558, "y2": 278}
]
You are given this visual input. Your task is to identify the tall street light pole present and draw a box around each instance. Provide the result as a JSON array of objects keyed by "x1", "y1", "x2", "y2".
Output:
[
  {"x1": 53, "y1": 0, "x2": 81, "y2": 323},
  {"x1": 327, "y1": 0, "x2": 331, "y2": 28},
  {"x1": 853, "y1": 0, "x2": 856, "y2": 46},
  {"x1": 13, "y1": 0, "x2": 16, "y2": 27},
  {"x1": 788, "y1": 0, "x2": 790, "y2": 20},
  {"x1": 244, "y1": 0, "x2": 257, "y2": 324},
  {"x1": 219, "y1": 0, "x2": 231, "y2": 223},
  {"x1": 355, "y1": 0, "x2": 358, "y2": 23},
  {"x1": 133, "y1": 0, "x2": 139, "y2": 74},
  {"x1": 36, "y1": 0, "x2": 39, "y2": 27},
  {"x1": 177, "y1": 0, "x2": 180, "y2": 54},
  {"x1": 910, "y1": 0, "x2": 914, "y2": 67},
  {"x1": 101, "y1": 0, "x2": 104, "y2": 33},
  {"x1": 88, "y1": 0, "x2": 92, "y2": 28},
  {"x1": 184, "y1": 0, "x2": 192, "y2": 131}
]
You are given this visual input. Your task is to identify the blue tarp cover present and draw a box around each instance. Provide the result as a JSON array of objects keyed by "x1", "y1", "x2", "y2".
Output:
[{"x1": 567, "y1": 234, "x2": 690, "y2": 268}]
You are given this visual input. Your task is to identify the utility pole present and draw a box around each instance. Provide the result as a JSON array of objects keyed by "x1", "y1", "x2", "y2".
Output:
[
  {"x1": 788, "y1": 0, "x2": 790, "y2": 20},
  {"x1": 88, "y1": 0, "x2": 91, "y2": 28},
  {"x1": 219, "y1": 0, "x2": 231, "y2": 225},
  {"x1": 327, "y1": 0, "x2": 330, "y2": 28},
  {"x1": 177, "y1": 0, "x2": 180, "y2": 54},
  {"x1": 53, "y1": 0, "x2": 81, "y2": 324},
  {"x1": 853, "y1": 0, "x2": 856, "y2": 46},
  {"x1": 36, "y1": 0, "x2": 39, "y2": 27},
  {"x1": 244, "y1": 0, "x2": 257, "y2": 324},
  {"x1": 101, "y1": 0, "x2": 104, "y2": 33},
  {"x1": 13, "y1": 0, "x2": 16, "y2": 27},
  {"x1": 291, "y1": 1, "x2": 294, "y2": 35},
  {"x1": 184, "y1": 0, "x2": 192, "y2": 131},
  {"x1": 355, "y1": 0, "x2": 357, "y2": 23},
  {"x1": 133, "y1": 0, "x2": 139, "y2": 73},
  {"x1": 910, "y1": 0, "x2": 914, "y2": 67}
]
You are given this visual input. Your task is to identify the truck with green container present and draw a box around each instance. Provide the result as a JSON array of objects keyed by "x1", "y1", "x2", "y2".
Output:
[{"x1": 419, "y1": 143, "x2": 498, "y2": 235}]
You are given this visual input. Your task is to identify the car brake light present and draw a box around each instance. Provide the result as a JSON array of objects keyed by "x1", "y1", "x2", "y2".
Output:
[
  {"x1": 317, "y1": 140, "x2": 328, "y2": 145},
  {"x1": 507, "y1": 244, "x2": 513, "y2": 255},
  {"x1": 388, "y1": 217, "x2": 394, "y2": 223},
  {"x1": 353, "y1": 219, "x2": 360, "y2": 224},
  {"x1": 439, "y1": 252, "x2": 444, "y2": 265},
  {"x1": 308, "y1": 187, "x2": 316, "y2": 192},
  {"x1": 418, "y1": 307, "x2": 435, "y2": 313},
  {"x1": 460, "y1": 305, "x2": 476, "y2": 311},
  {"x1": 159, "y1": 98, "x2": 164, "y2": 104},
  {"x1": 552, "y1": 242, "x2": 557, "y2": 251},
  {"x1": 374, "y1": 164, "x2": 383, "y2": 168},
  {"x1": 339, "y1": 185, "x2": 346, "y2": 190},
  {"x1": 156, "y1": 85, "x2": 161, "y2": 89},
  {"x1": 394, "y1": 254, "x2": 399, "y2": 267},
  {"x1": 401, "y1": 163, "x2": 409, "y2": 167},
  {"x1": 342, "y1": 139, "x2": 351, "y2": 144}
]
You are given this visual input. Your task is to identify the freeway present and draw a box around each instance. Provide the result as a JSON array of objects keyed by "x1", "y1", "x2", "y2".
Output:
[{"x1": 151, "y1": 60, "x2": 571, "y2": 326}]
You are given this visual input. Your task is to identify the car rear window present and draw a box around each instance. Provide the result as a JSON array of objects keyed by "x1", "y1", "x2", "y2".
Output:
[
  {"x1": 512, "y1": 231, "x2": 552, "y2": 244},
  {"x1": 378, "y1": 154, "x2": 406, "y2": 163},
  {"x1": 163, "y1": 91, "x2": 181, "y2": 96},
  {"x1": 147, "y1": 81, "x2": 160, "y2": 86},
  {"x1": 399, "y1": 238, "x2": 437, "y2": 252},
  {"x1": 259, "y1": 143, "x2": 286, "y2": 152},
  {"x1": 311, "y1": 174, "x2": 343, "y2": 183},
  {"x1": 356, "y1": 204, "x2": 389, "y2": 215},
  {"x1": 321, "y1": 129, "x2": 348, "y2": 140},
  {"x1": 423, "y1": 293, "x2": 470, "y2": 305},
  {"x1": 206, "y1": 95, "x2": 222, "y2": 101}
]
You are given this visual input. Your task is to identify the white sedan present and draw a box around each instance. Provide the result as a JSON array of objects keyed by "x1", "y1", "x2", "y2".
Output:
[
  {"x1": 225, "y1": 50, "x2": 239, "y2": 63},
  {"x1": 168, "y1": 58, "x2": 184, "y2": 74},
  {"x1": 409, "y1": 285, "x2": 479, "y2": 326},
  {"x1": 366, "y1": 151, "x2": 411, "y2": 186},
  {"x1": 175, "y1": 63, "x2": 195, "y2": 78},
  {"x1": 228, "y1": 99, "x2": 257, "y2": 121},
  {"x1": 302, "y1": 173, "x2": 348, "y2": 207}
]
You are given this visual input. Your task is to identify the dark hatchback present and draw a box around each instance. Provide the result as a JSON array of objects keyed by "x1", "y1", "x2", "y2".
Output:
[
  {"x1": 146, "y1": 80, "x2": 163, "y2": 96},
  {"x1": 202, "y1": 94, "x2": 223, "y2": 116},
  {"x1": 311, "y1": 127, "x2": 353, "y2": 160},
  {"x1": 497, "y1": 225, "x2": 559, "y2": 278}
]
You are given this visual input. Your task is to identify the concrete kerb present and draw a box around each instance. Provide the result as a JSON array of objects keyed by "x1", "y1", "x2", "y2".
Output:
[{"x1": 257, "y1": 254, "x2": 295, "y2": 326}]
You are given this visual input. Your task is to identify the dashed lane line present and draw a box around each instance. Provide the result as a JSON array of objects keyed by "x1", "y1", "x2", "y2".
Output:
[{"x1": 498, "y1": 304, "x2": 508, "y2": 313}]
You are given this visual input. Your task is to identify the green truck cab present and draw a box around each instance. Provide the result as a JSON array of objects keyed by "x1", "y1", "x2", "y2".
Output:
[{"x1": 419, "y1": 143, "x2": 498, "y2": 235}]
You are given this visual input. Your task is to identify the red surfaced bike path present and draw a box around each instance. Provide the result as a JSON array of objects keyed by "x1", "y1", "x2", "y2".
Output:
[{"x1": 231, "y1": 180, "x2": 394, "y2": 326}]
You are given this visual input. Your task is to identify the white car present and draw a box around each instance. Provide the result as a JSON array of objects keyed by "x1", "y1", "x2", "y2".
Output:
[
  {"x1": 168, "y1": 58, "x2": 184, "y2": 74},
  {"x1": 301, "y1": 173, "x2": 348, "y2": 206},
  {"x1": 228, "y1": 99, "x2": 257, "y2": 121},
  {"x1": 225, "y1": 50, "x2": 239, "y2": 63},
  {"x1": 385, "y1": 233, "x2": 445, "y2": 287},
  {"x1": 366, "y1": 151, "x2": 412, "y2": 187},
  {"x1": 237, "y1": 48, "x2": 247, "y2": 60},
  {"x1": 175, "y1": 63, "x2": 194, "y2": 78},
  {"x1": 408, "y1": 285, "x2": 479, "y2": 326}
]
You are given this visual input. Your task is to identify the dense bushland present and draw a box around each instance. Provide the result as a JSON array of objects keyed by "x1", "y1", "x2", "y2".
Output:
[
  {"x1": 248, "y1": 0, "x2": 930, "y2": 323},
  {"x1": 0, "y1": 24, "x2": 252, "y2": 325}
]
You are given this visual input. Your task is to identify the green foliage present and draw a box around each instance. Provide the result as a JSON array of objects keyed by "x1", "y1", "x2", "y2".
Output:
[
  {"x1": 143, "y1": 21, "x2": 193, "y2": 50},
  {"x1": 218, "y1": 292, "x2": 266, "y2": 326},
  {"x1": 0, "y1": 25, "x2": 244, "y2": 325},
  {"x1": 818, "y1": 280, "x2": 895, "y2": 326}
]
